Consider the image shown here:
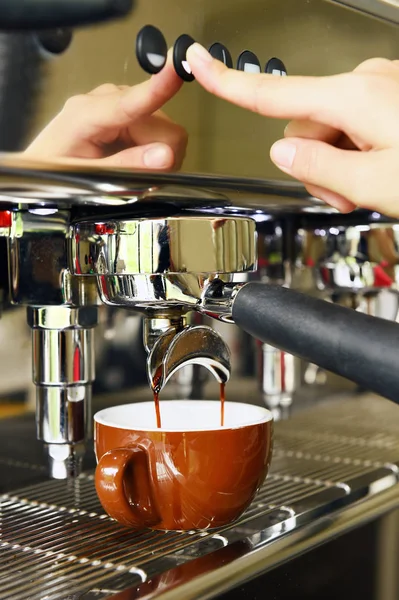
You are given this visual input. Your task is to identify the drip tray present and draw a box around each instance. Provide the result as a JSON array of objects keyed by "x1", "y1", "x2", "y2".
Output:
[{"x1": 1, "y1": 395, "x2": 399, "y2": 600}]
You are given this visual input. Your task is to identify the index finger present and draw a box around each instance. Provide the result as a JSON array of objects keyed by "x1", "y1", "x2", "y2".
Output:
[
  {"x1": 186, "y1": 43, "x2": 395, "y2": 146},
  {"x1": 119, "y1": 49, "x2": 183, "y2": 122},
  {"x1": 186, "y1": 44, "x2": 348, "y2": 121},
  {"x1": 72, "y1": 49, "x2": 183, "y2": 136}
]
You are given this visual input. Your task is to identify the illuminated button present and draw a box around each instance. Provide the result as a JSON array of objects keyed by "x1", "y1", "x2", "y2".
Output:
[
  {"x1": 208, "y1": 42, "x2": 233, "y2": 68},
  {"x1": 136, "y1": 25, "x2": 167, "y2": 75},
  {"x1": 173, "y1": 34, "x2": 195, "y2": 82},
  {"x1": 265, "y1": 57, "x2": 287, "y2": 76},
  {"x1": 237, "y1": 50, "x2": 261, "y2": 74}
]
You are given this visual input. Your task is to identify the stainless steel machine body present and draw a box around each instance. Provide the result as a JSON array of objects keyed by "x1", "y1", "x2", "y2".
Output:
[
  {"x1": 0, "y1": 0, "x2": 397, "y2": 598},
  {"x1": 1, "y1": 162, "x2": 398, "y2": 476}
]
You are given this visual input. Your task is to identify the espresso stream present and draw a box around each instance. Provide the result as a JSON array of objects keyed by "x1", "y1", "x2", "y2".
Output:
[
  {"x1": 153, "y1": 382, "x2": 226, "y2": 429},
  {"x1": 220, "y1": 382, "x2": 225, "y2": 427}
]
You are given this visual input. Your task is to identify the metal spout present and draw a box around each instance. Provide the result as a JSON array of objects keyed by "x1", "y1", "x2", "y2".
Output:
[
  {"x1": 46, "y1": 442, "x2": 85, "y2": 479},
  {"x1": 147, "y1": 325, "x2": 231, "y2": 394}
]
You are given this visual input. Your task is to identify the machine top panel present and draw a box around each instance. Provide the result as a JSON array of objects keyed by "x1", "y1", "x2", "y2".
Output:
[{"x1": 0, "y1": 0, "x2": 398, "y2": 207}]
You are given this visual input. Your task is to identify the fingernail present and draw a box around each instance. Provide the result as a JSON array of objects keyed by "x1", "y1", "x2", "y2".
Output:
[
  {"x1": 187, "y1": 43, "x2": 213, "y2": 63},
  {"x1": 315, "y1": 190, "x2": 354, "y2": 213},
  {"x1": 270, "y1": 140, "x2": 297, "y2": 170},
  {"x1": 144, "y1": 145, "x2": 169, "y2": 168}
]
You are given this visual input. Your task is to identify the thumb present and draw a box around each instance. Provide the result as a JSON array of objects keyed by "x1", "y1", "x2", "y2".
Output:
[
  {"x1": 270, "y1": 138, "x2": 396, "y2": 214},
  {"x1": 99, "y1": 143, "x2": 175, "y2": 170},
  {"x1": 19, "y1": 142, "x2": 176, "y2": 171}
]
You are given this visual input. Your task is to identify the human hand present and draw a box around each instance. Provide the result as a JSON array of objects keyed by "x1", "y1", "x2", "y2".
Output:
[
  {"x1": 25, "y1": 51, "x2": 187, "y2": 171},
  {"x1": 187, "y1": 44, "x2": 399, "y2": 217}
]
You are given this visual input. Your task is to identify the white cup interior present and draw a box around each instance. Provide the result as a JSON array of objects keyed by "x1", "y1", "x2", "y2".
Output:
[{"x1": 94, "y1": 400, "x2": 273, "y2": 432}]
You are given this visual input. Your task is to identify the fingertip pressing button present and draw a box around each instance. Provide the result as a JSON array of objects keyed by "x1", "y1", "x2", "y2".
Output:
[
  {"x1": 173, "y1": 34, "x2": 195, "y2": 82},
  {"x1": 208, "y1": 42, "x2": 233, "y2": 68},
  {"x1": 265, "y1": 57, "x2": 287, "y2": 76},
  {"x1": 136, "y1": 25, "x2": 167, "y2": 75},
  {"x1": 237, "y1": 50, "x2": 261, "y2": 74}
]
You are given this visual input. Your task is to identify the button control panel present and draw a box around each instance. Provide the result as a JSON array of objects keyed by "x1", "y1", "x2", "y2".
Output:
[{"x1": 135, "y1": 25, "x2": 287, "y2": 82}]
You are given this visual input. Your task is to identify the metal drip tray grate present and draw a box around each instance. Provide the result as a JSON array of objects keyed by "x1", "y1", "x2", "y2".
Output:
[{"x1": 1, "y1": 395, "x2": 399, "y2": 600}]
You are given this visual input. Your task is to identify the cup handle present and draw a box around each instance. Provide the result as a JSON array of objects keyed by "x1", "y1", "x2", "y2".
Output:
[{"x1": 95, "y1": 446, "x2": 160, "y2": 528}]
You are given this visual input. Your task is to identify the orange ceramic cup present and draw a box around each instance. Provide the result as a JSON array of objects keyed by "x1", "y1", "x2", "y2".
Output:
[{"x1": 94, "y1": 400, "x2": 273, "y2": 531}]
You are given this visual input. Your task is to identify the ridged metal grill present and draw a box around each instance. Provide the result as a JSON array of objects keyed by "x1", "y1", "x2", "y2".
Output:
[{"x1": 1, "y1": 395, "x2": 399, "y2": 600}]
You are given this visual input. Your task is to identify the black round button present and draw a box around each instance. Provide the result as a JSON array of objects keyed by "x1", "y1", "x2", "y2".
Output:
[
  {"x1": 173, "y1": 34, "x2": 195, "y2": 82},
  {"x1": 136, "y1": 25, "x2": 167, "y2": 75},
  {"x1": 208, "y1": 42, "x2": 233, "y2": 68},
  {"x1": 35, "y1": 29, "x2": 73, "y2": 56},
  {"x1": 265, "y1": 57, "x2": 287, "y2": 76},
  {"x1": 237, "y1": 50, "x2": 261, "y2": 74}
]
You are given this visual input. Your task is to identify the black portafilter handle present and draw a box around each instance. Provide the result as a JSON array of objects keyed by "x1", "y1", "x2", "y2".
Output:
[
  {"x1": 0, "y1": 0, "x2": 134, "y2": 30},
  {"x1": 232, "y1": 282, "x2": 399, "y2": 404}
]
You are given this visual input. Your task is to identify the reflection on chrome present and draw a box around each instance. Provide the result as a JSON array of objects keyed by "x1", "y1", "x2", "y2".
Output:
[{"x1": 2, "y1": 157, "x2": 399, "y2": 481}]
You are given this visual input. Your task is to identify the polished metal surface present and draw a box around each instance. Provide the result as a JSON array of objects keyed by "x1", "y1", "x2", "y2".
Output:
[
  {"x1": 254, "y1": 221, "x2": 399, "y2": 398},
  {"x1": 36, "y1": 385, "x2": 91, "y2": 440},
  {"x1": 255, "y1": 224, "x2": 302, "y2": 419},
  {"x1": 258, "y1": 222, "x2": 399, "y2": 298},
  {"x1": 296, "y1": 225, "x2": 387, "y2": 295},
  {"x1": 0, "y1": 159, "x2": 396, "y2": 220},
  {"x1": 71, "y1": 216, "x2": 256, "y2": 313},
  {"x1": 30, "y1": 305, "x2": 97, "y2": 479},
  {"x1": 8, "y1": 209, "x2": 71, "y2": 306},
  {"x1": 0, "y1": 0, "x2": 397, "y2": 535},
  {"x1": 28, "y1": 305, "x2": 98, "y2": 329},
  {"x1": 4, "y1": 205, "x2": 399, "y2": 478},
  {"x1": 199, "y1": 280, "x2": 242, "y2": 322},
  {"x1": 71, "y1": 216, "x2": 248, "y2": 393},
  {"x1": 0, "y1": 0, "x2": 398, "y2": 486},
  {"x1": 45, "y1": 441, "x2": 86, "y2": 480},
  {"x1": 154, "y1": 313, "x2": 213, "y2": 400},
  {"x1": 7, "y1": 209, "x2": 100, "y2": 479},
  {"x1": 72, "y1": 217, "x2": 257, "y2": 276},
  {"x1": 1, "y1": 395, "x2": 398, "y2": 600},
  {"x1": 147, "y1": 325, "x2": 231, "y2": 392},
  {"x1": 143, "y1": 316, "x2": 187, "y2": 353},
  {"x1": 8, "y1": 209, "x2": 100, "y2": 307},
  {"x1": 33, "y1": 329, "x2": 94, "y2": 384},
  {"x1": 329, "y1": 0, "x2": 399, "y2": 24},
  {"x1": 96, "y1": 273, "x2": 234, "y2": 313},
  {"x1": 315, "y1": 257, "x2": 375, "y2": 293},
  {"x1": 259, "y1": 345, "x2": 299, "y2": 420},
  {"x1": 0, "y1": 156, "x2": 319, "y2": 210}
]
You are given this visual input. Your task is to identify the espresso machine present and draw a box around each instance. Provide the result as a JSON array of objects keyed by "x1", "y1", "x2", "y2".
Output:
[{"x1": 1, "y1": 1, "x2": 399, "y2": 599}]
